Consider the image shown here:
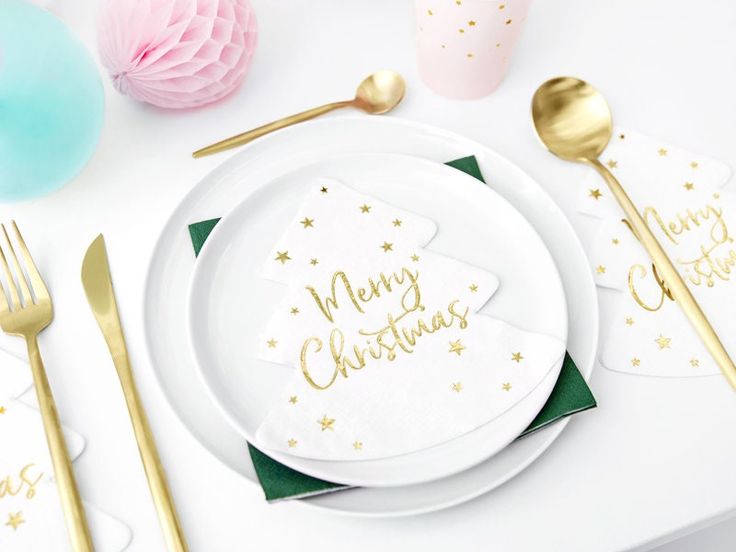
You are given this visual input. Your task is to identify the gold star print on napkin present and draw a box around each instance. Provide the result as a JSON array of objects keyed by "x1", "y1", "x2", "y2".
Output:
[
  {"x1": 578, "y1": 129, "x2": 733, "y2": 378},
  {"x1": 253, "y1": 180, "x2": 566, "y2": 461}
]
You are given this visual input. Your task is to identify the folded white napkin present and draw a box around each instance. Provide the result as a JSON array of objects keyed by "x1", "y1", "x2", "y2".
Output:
[
  {"x1": 578, "y1": 128, "x2": 733, "y2": 377},
  {"x1": 253, "y1": 180, "x2": 565, "y2": 461}
]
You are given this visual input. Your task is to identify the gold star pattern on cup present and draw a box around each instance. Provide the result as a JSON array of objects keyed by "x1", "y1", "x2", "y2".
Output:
[
  {"x1": 359, "y1": 204, "x2": 371, "y2": 213},
  {"x1": 5, "y1": 512, "x2": 24, "y2": 531},
  {"x1": 690, "y1": 358, "x2": 699, "y2": 367},
  {"x1": 290, "y1": 307, "x2": 299, "y2": 315},
  {"x1": 466, "y1": 53, "x2": 474, "y2": 59},
  {"x1": 625, "y1": 317, "x2": 635, "y2": 326},
  {"x1": 310, "y1": 258, "x2": 319, "y2": 266},
  {"x1": 469, "y1": 283, "x2": 478, "y2": 292},
  {"x1": 267, "y1": 338, "x2": 278, "y2": 348},
  {"x1": 690, "y1": 161, "x2": 699, "y2": 169},
  {"x1": 458, "y1": 28, "x2": 465, "y2": 34},
  {"x1": 612, "y1": 238, "x2": 620, "y2": 245},
  {"x1": 658, "y1": 148, "x2": 668, "y2": 156},
  {"x1": 300, "y1": 217, "x2": 315, "y2": 228},
  {"x1": 596, "y1": 265, "x2": 606, "y2": 274},
  {"x1": 498, "y1": 3, "x2": 505, "y2": 9},
  {"x1": 353, "y1": 440, "x2": 363, "y2": 451},
  {"x1": 274, "y1": 251, "x2": 291, "y2": 264},
  {"x1": 288, "y1": 438, "x2": 297, "y2": 448},
  {"x1": 655, "y1": 334, "x2": 672, "y2": 350},
  {"x1": 318, "y1": 414, "x2": 335, "y2": 431},
  {"x1": 502, "y1": 382, "x2": 512, "y2": 391},
  {"x1": 468, "y1": 20, "x2": 476, "y2": 26},
  {"x1": 411, "y1": 254, "x2": 420, "y2": 262},
  {"x1": 683, "y1": 182, "x2": 694, "y2": 191},
  {"x1": 451, "y1": 382, "x2": 463, "y2": 393},
  {"x1": 589, "y1": 188, "x2": 602, "y2": 200},
  {"x1": 0, "y1": 405, "x2": 5, "y2": 414},
  {"x1": 392, "y1": 218, "x2": 402, "y2": 227},
  {"x1": 289, "y1": 395, "x2": 298, "y2": 404},
  {"x1": 505, "y1": 18, "x2": 512, "y2": 25},
  {"x1": 448, "y1": 339, "x2": 466, "y2": 356},
  {"x1": 381, "y1": 241, "x2": 393, "y2": 252},
  {"x1": 511, "y1": 352, "x2": 523, "y2": 363},
  {"x1": 606, "y1": 159, "x2": 618, "y2": 169},
  {"x1": 320, "y1": 186, "x2": 328, "y2": 193},
  {"x1": 631, "y1": 357, "x2": 641, "y2": 367},
  {"x1": 427, "y1": 9, "x2": 433, "y2": 15}
]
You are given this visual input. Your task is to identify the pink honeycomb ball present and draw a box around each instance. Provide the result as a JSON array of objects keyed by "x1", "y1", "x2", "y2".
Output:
[{"x1": 98, "y1": 0, "x2": 258, "y2": 109}]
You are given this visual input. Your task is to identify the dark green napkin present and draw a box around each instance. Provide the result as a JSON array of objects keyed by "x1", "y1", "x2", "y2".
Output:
[{"x1": 188, "y1": 156, "x2": 596, "y2": 502}]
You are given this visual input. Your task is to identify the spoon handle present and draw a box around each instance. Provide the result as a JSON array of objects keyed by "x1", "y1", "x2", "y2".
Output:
[
  {"x1": 192, "y1": 100, "x2": 353, "y2": 158},
  {"x1": 590, "y1": 159, "x2": 736, "y2": 390}
]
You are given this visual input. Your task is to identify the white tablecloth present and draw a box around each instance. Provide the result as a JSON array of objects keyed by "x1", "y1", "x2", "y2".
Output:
[{"x1": 4, "y1": 1, "x2": 735, "y2": 550}]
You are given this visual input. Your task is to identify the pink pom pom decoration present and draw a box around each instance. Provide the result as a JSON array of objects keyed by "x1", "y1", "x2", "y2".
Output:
[{"x1": 97, "y1": 0, "x2": 257, "y2": 109}]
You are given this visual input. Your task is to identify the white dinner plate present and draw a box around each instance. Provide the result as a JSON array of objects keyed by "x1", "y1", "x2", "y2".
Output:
[
  {"x1": 187, "y1": 153, "x2": 567, "y2": 487},
  {"x1": 143, "y1": 116, "x2": 598, "y2": 516}
]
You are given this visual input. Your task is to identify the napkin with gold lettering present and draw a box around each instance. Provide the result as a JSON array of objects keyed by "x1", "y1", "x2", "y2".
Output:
[
  {"x1": 579, "y1": 129, "x2": 733, "y2": 378},
  {"x1": 253, "y1": 181, "x2": 566, "y2": 461}
]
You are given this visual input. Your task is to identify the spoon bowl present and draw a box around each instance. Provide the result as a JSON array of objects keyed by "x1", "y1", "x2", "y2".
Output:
[
  {"x1": 531, "y1": 77, "x2": 612, "y2": 163},
  {"x1": 354, "y1": 70, "x2": 406, "y2": 114}
]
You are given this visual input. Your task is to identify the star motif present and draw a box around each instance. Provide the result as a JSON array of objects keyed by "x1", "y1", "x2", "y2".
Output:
[
  {"x1": 274, "y1": 251, "x2": 291, "y2": 264},
  {"x1": 619, "y1": 133, "x2": 626, "y2": 140},
  {"x1": 310, "y1": 258, "x2": 319, "y2": 266},
  {"x1": 452, "y1": 382, "x2": 463, "y2": 393},
  {"x1": 606, "y1": 159, "x2": 618, "y2": 168},
  {"x1": 353, "y1": 440, "x2": 363, "y2": 451},
  {"x1": 505, "y1": 18, "x2": 512, "y2": 24},
  {"x1": 287, "y1": 438, "x2": 297, "y2": 448},
  {"x1": 288, "y1": 396, "x2": 298, "y2": 404},
  {"x1": 469, "y1": 283, "x2": 478, "y2": 292},
  {"x1": 0, "y1": 405, "x2": 5, "y2": 414},
  {"x1": 459, "y1": 28, "x2": 465, "y2": 33},
  {"x1": 359, "y1": 204, "x2": 371, "y2": 213},
  {"x1": 596, "y1": 265, "x2": 606, "y2": 274},
  {"x1": 5, "y1": 512, "x2": 24, "y2": 531},
  {"x1": 499, "y1": 3, "x2": 505, "y2": 9},
  {"x1": 654, "y1": 334, "x2": 672, "y2": 350},
  {"x1": 318, "y1": 415, "x2": 335, "y2": 431},
  {"x1": 427, "y1": 9, "x2": 433, "y2": 15},
  {"x1": 381, "y1": 241, "x2": 393, "y2": 252},
  {"x1": 589, "y1": 188, "x2": 602, "y2": 200},
  {"x1": 511, "y1": 352, "x2": 524, "y2": 363},
  {"x1": 300, "y1": 217, "x2": 315, "y2": 228},
  {"x1": 714, "y1": 193, "x2": 721, "y2": 199},
  {"x1": 502, "y1": 382, "x2": 512, "y2": 391},
  {"x1": 455, "y1": 0, "x2": 461, "y2": 5},
  {"x1": 392, "y1": 218, "x2": 402, "y2": 227},
  {"x1": 290, "y1": 307, "x2": 299, "y2": 315},
  {"x1": 449, "y1": 339, "x2": 466, "y2": 356},
  {"x1": 658, "y1": 148, "x2": 668, "y2": 156},
  {"x1": 466, "y1": 53, "x2": 474, "y2": 58},
  {"x1": 496, "y1": 42, "x2": 501, "y2": 48},
  {"x1": 468, "y1": 20, "x2": 476, "y2": 26},
  {"x1": 320, "y1": 186, "x2": 328, "y2": 193},
  {"x1": 690, "y1": 161, "x2": 699, "y2": 169},
  {"x1": 690, "y1": 358, "x2": 700, "y2": 367},
  {"x1": 267, "y1": 338, "x2": 278, "y2": 348},
  {"x1": 411, "y1": 254, "x2": 420, "y2": 262},
  {"x1": 625, "y1": 317, "x2": 635, "y2": 326},
  {"x1": 612, "y1": 238, "x2": 620, "y2": 245},
  {"x1": 683, "y1": 182, "x2": 694, "y2": 191},
  {"x1": 631, "y1": 357, "x2": 641, "y2": 367}
]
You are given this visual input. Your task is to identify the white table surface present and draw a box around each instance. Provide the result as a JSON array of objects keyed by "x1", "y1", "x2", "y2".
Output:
[{"x1": 4, "y1": 0, "x2": 736, "y2": 550}]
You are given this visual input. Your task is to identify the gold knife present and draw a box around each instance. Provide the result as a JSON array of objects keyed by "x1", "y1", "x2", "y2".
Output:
[{"x1": 81, "y1": 235, "x2": 188, "y2": 552}]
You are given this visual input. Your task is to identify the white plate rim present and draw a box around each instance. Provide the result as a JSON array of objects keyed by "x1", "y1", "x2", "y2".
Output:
[{"x1": 142, "y1": 115, "x2": 599, "y2": 516}]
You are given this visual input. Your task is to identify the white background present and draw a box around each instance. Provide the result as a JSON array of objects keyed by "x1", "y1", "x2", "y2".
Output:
[{"x1": 4, "y1": 0, "x2": 736, "y2": 550}]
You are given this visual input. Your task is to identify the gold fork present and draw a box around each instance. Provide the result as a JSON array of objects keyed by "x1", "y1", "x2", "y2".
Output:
[{"x1": 0, "y1": 222, "x2": 94, "y2": 552}]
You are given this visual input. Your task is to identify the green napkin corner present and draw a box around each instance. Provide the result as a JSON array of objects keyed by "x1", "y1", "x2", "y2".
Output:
[{"x1": 188, "y1": 155, "x2": 596, "y2": 502}]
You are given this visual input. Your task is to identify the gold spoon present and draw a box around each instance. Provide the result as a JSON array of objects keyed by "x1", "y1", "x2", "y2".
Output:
[
  {"x1": 532, "y1": 76, "x2": 736, "y2": 390},
  {"x1": 192, "y1": 70, "x2": 406, "y2": 158}
]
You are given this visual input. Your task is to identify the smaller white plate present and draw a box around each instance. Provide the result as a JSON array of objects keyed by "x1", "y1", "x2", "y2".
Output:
[{"x1": 187, "y1": 153, "x2": 567, "y2": 487}]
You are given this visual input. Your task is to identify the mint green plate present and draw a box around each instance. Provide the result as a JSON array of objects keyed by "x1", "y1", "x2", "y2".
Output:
[{"x1": 0, "y1": 0, "x2": 104, "y2": 201}]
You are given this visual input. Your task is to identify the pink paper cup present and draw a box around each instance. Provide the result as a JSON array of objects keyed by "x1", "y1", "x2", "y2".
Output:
[{"x1": 416, "y1": 0, "x2": 531, "y2": 99}]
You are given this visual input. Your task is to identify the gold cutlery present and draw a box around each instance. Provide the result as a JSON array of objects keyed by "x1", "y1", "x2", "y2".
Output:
[
  {"x1": 0, "y1": 222, "x2": 94, "y2": 551},
  {"x1": 532, "y1": 76, "x2": 736, "y2": 390},
  {"x1": 81, "y1": 235, "x2": 188, "y2": 552},
  {"x1": 192, "y1": 69, "x2": 406, "y2": 158}
]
